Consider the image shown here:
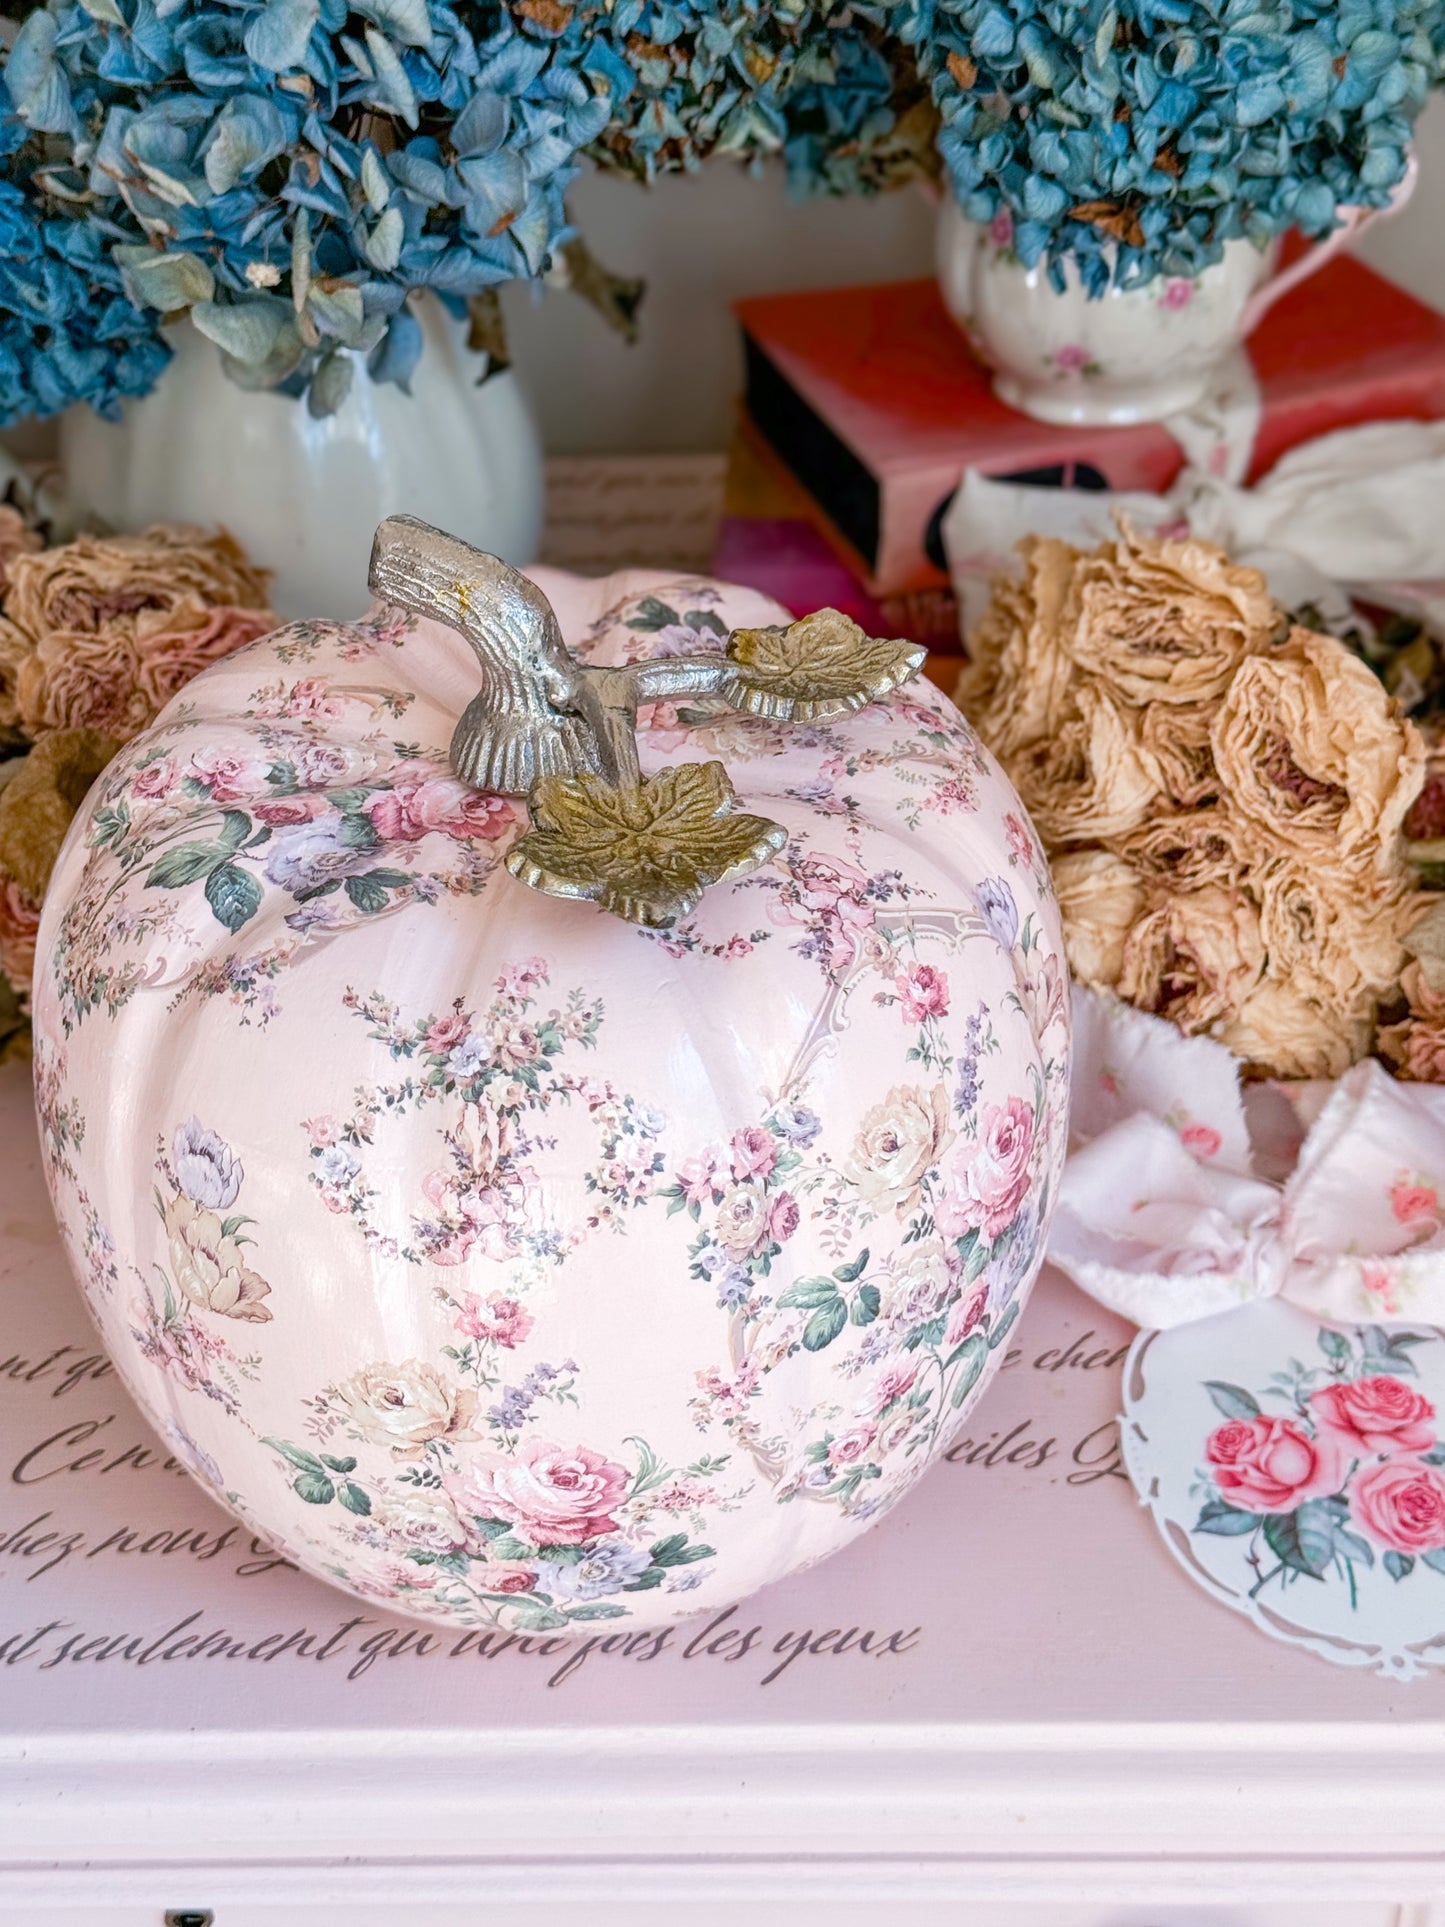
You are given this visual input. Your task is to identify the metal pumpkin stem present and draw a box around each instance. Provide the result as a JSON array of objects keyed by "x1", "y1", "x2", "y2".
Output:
[{"x1": 368, "y1": 514, "x2": 926, "y2": 927}]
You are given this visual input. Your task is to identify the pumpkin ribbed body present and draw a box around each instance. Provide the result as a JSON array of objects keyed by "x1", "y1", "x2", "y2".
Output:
[{"x1": 34, "y1": 569, "x2": 1069, "y2": 1631}]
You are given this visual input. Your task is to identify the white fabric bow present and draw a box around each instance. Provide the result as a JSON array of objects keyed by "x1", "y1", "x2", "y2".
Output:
[
  {"x1": 942, "y1": 412, "x2": 1445, "y2": 645},
  {"x1": 1049, "y1": 990, "x2": 1445, "y2": 1330}
]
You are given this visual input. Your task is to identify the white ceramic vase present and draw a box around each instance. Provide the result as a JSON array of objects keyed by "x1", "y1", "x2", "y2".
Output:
[
  {"x1": 59, "y1": 298, "x2": 544, "y2": 617},
  {"x1": 936, "y1": 166, "x2": 1418, "y2": 426}
]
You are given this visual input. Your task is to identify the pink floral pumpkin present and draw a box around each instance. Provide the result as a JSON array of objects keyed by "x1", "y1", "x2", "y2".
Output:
[{"x1": 33, "y1": 568, "x2": 1070, "y2": 1632}]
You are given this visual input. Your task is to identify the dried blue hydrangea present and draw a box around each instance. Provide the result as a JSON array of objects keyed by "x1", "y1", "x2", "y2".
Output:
[
  {"x1": 884, "y1": 0, "x2": 1445, "y2": 292},
  {"x1": 2, "y1": 0, "x2": 622, "y2": 414},
  {"x1": 0, "y1": 105, "x2": 169, "y2": 428},
  {"x1": 581, "y1": 0, "x2": 934, "y2": 196},
  {"x1": 4, "y1": 0, "x2": 1444, "y2": 426}
]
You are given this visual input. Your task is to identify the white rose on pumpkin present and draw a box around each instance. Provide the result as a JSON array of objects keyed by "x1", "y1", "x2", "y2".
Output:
[
  {"x1": 368, "y1": 1486, "x2": 473, "y2": 1554},
  {"x1": 331, "y1": 1360, "x2": 479, "y2": 1456},
  {"x1": 844, "y1": 1084, "x2": 953, "y2": 1214},
  {"x1": 164, "y1": 1194, "x2": 271, "y2": 1322},
  {"x1": 873, "y1": 1404, "x2": 921, "y2": 1456},
  {"x1": 882, "y1": 1242, "x2": 952, "y2": 1324},
  {"x1": 714, "y1": 1180, "x2": 771, "y2": 1256}
]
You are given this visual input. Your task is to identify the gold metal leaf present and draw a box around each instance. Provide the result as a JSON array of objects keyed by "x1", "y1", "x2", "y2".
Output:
[
  {"x1": 718, "y1": 609, "x2": 926, "y2": 722},
  {"x1": 506, "y1": 760, "x2": 787, "y2": 928}
]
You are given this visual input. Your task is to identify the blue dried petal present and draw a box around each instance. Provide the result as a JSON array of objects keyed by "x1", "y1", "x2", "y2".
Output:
[
  {"x1": 7, "y1": 14, "x2": 80, "y2": 138},
  {"x1": 177, "y1": 17, "x2": 256, "y2": 92},
  {"x1": 353, "y1": 0, "x2": 432, "y2": 50},
  {"x1": 201, "y1": 93, "x2": 296, "y2": 194},
  {"x1": 244, "y1": 0, "x2": 321, "y2": 75},
  {"x1": 452, "y1": 88, "x2": 509, "y2": 155},
  {"x1": 973, "y1": 7, "x2": 1018, "y2": 59},
  {"x1": 280, "y1": 154, "x2": 351, "y2": 220},
  {"x1": 389, "y1": 142, "x2": 450, "y2": 201},
  {"x1": 453, "y1": 149, "x2": 527, "y2": 231},
  {"x1": 367, "y1": 303, "x2": 422, "y2": 387}
]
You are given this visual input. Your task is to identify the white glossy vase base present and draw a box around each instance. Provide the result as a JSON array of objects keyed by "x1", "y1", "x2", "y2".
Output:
[
  {"x1": 990, "y1": 366, "x2": 1216, "y2": 427},
  {"x1": 59, "y1": 300, "x2": 544, "y2": 619}
]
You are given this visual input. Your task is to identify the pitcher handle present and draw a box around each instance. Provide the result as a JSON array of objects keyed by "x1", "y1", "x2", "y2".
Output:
[{"x1": 1241, "y1": 154, "x2": 1420, "y2": 337}]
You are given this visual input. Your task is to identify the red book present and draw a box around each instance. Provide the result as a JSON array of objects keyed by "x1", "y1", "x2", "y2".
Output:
[{"x1": 734, "y1": 257, "x2": 1445, "y2": 600}]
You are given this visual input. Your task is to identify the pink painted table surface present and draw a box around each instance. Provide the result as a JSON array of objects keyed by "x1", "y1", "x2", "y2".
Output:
[{"x1": 0, "y1": 1055, "x2": 1438, "y2": 1734}]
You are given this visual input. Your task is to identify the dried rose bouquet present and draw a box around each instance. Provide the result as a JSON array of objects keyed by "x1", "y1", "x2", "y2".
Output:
[
  {"x1": 0, "y1": 507, "x2": 274, "y2": 1041},
  {"x1": 958, "y1": 522, "x2": 1427, "y2": 1082}
]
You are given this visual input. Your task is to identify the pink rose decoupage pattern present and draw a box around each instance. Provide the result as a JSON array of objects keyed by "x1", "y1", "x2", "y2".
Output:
[
  {"x1": 1122, "y1": 1305, "x2": 1445, "y2": 1677},
  {"x1": 32, "y1": 566, "x2": 1070, "y2": 1634}
]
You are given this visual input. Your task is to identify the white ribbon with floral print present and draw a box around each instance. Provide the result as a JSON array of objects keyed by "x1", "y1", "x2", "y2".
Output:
[
  {"x1": 1048, "y1": 988, "x2": 1445, "y2": 1331},
  {"x1": 941, "y1": 415, "x2": 1445, "y2": 647}
]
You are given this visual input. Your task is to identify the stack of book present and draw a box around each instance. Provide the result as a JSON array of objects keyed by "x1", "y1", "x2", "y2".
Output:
[{"x1": 715, "y1": 258, "x2": 1445, "y2": 653}]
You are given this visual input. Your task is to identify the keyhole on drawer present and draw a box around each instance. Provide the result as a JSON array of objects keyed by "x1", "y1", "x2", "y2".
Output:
[{"x1": 164, "y1": 1912, "x2": 214, "y2": 1926}]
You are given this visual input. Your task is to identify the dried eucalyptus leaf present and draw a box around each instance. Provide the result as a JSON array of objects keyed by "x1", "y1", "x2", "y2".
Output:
[
  {"x1": 359, "y1": 144, "x2": 391, "y2": 213},
  {"x1": 190, "y1": 297, "x2": 288, "y2": 366},
  {"x1": 290, "y1": 207, "x2": 312, "y2": 313},
  {"x1": 307, "y1": 282, "x2": 367, "y2": 340},
  {"x1": 307, "y1": 349, "x2": 354, "y2": 418},
  {"x1": 115, "y1": 246, "x2": 216, "y2": 313},
  {"x1": 362, "y1": 206, "x2": 404, "y2": 272}
]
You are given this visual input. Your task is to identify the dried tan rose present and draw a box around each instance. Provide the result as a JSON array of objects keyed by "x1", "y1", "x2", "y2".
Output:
[
  {"x1": 11, "y1": 628, "x2": 151, "y2": 739},
  {"x1": 1067, "y1": 522, "x2": 1278, "y2": 706},
  {"x1": 1137, "y1": 700, "x2": 1219, "y2": 807},
  {"x1": 1255, "y1": 858, "x2": 1408, "y2": 1015},
  {"x1": 0, "y1": 505, "x2": 42, "y2": 599},
  {"x1": 965, "y1": 526, "x2": 1428, "y2": 1082},
  {"x1": 0, "y1": 872, "x2": 41, "y2": 1000},
  {"x1": 0, "y1": 618, "x2": 32, "y2": 731},
  {"x1": 1117, "y1": 883, "x2": 1266, "y2": 1036},
  {"x1": 0, "y1": 526, "x2": 275, "y2": 745},
  {"x1": 1380, "y1": 1019, "x2": 1445, "y2": 1083},
  {"x1": 1218, "y1": 980, "x2": 1372, "y2": 1082},
  {"x1": 1208, "y1": 861, "x2": 1410, "y2": 1078},
  {"x1": 1213, "y1": 628, "x2": 1425, "y2": 872},
  {"x1": 1052, "y1": 849, "x2": 1145, "y2": 989},
  {"x1": 955, "y1": 574, "x2": 1028, "y2": 719},
  {"x1": 131, "y1": 602, "x2": 276, "y2": 716},
  {"x1": 1003, "y1": 681, "x2": 1162, "y2": 844},
  {"x1": 957, "y1": 536, "x2": 1083, "y2": 755},
  {"x1": 1379, "y1": 961, "x2": 1445, "y2": 1083},
  {"x1": 1119, "y1": 806, "x2": 1247, "y2": 894},
  {"x1": 5, "y1": 525, "x2": 270, "y2": 640},
  {"x1": 0, "y1": 728, "x2": 118, "y2": 899}
]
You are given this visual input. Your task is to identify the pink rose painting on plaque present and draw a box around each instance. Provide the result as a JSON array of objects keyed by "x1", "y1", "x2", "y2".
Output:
[
  {"x1": 1196, "y1": 1335, "x2": 1445, "y2": 1599},
  {"x1": 1124, "y1": 1303, "x2": 1445, "y2": 1676}
]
